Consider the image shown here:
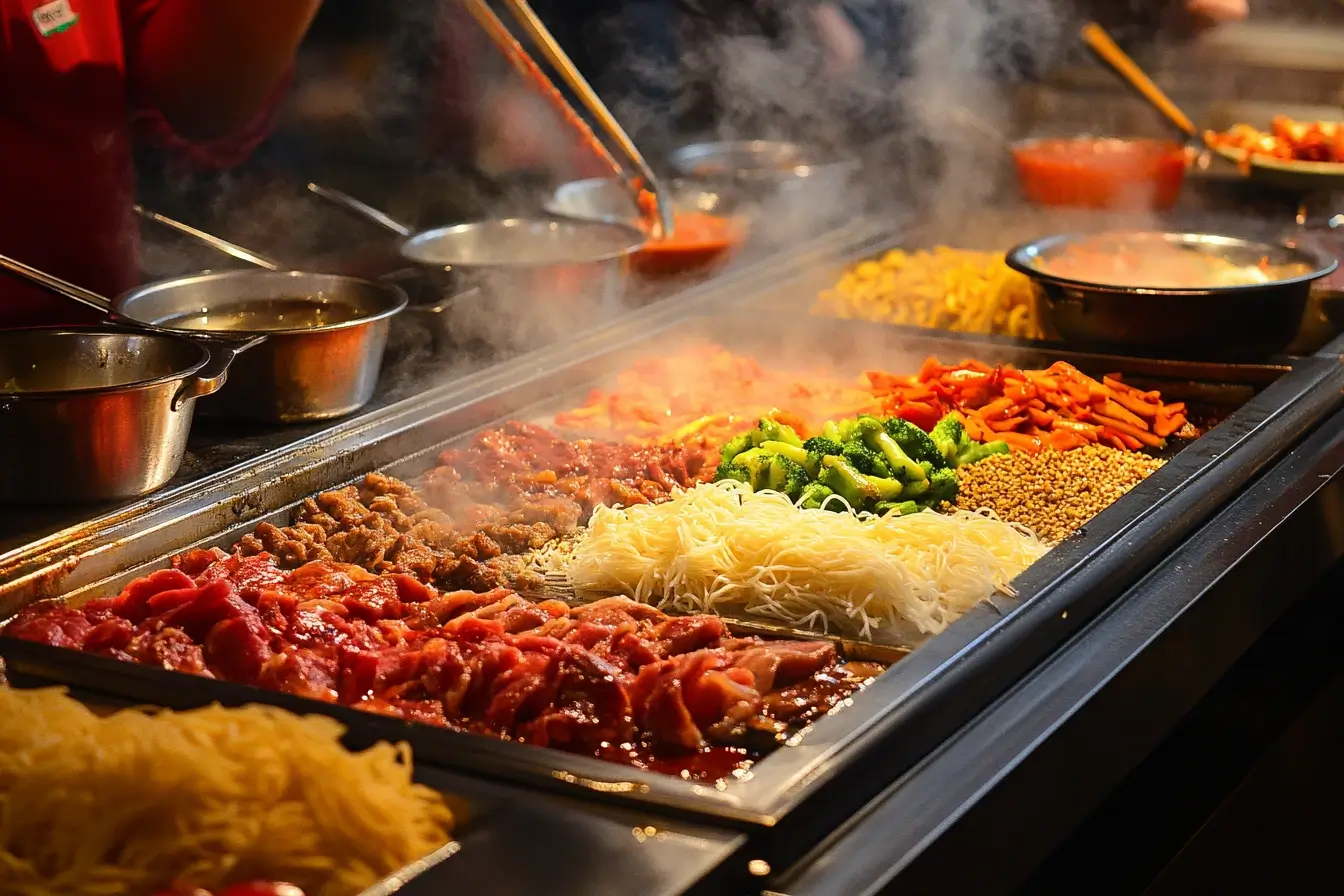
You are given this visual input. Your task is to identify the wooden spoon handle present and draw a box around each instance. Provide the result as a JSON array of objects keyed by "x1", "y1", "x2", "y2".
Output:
[{"x1": 1081, "y1": 22, "x2": 1198, "y2": 139}]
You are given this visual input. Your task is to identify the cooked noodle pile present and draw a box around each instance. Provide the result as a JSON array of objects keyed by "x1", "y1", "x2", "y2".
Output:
[
  {"x1": 0, "y1": 687, "x2": 454, "y2": 896},
  {"x1": 560, "y1": 480, "x2": 1047, "y2": 640}
]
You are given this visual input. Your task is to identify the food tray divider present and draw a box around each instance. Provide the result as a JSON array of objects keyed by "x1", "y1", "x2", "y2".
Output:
[{"x1": 4, "y1": 264, "x2": 1344, "y2": 862}]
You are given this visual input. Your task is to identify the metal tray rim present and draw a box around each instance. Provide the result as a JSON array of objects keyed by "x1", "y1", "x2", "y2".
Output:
[{"x1": 1, "y1": 329, "x2": 1338, "y2": 835}]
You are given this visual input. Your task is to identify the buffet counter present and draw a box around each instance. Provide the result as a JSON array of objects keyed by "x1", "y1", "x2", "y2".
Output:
[
  {"x1": 770, "y1": 377, "x2": 1344, "y2": 895},
  {"x1": 4, "y1": 215, "x2": 1344, "y2": 896}
]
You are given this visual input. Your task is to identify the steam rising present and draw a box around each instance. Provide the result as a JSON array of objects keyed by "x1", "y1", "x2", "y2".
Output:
[{"x1": 132, "y1": 0, "x2": 1315, "y2": 396}]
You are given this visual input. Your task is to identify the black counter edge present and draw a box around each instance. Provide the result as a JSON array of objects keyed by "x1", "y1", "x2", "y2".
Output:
[{"x1": 768, "y1": 407, "x2": 1344, "y2": 896}]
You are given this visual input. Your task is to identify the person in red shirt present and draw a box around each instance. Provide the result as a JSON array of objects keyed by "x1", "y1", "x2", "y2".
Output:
[{"x1": 0, "y1": 0, "x2": 323, "y2": 328}]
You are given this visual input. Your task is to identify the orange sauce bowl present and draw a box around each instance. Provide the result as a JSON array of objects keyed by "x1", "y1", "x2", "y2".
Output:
[
  {"x1": 1011, "y1": 137, "x2": 1188, "y2": 211},
  {"x1": 631, "y1": 209, "x2": 747, "y2": 279}
]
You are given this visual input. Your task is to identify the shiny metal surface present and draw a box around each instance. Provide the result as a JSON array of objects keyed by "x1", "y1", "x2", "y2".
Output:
[
  {"x1": 307, "y1": 182, "x2": 645, "y2": 350},
  {"x1": 133, "y1": 205, "x2": 284, "y2": 271},
  {"x1": 772, "y1": 407, "x2": 1344, "y2": 896},
  {"x1": 1006, "y1": 231, "x2": 1338, "y2": 357},
  {"x1": 668, "y1": 140, "x2": 858, "y2": 196},
  {"x1": 546, "y1": 177, "x2": 741, "y2": 227},
  {"x1": 0, "y1": 219, "x2": 882, "y2": 559},
  {"x1": 118, "y1": 270, "x2": 407, "y2": 422},
  {"x1": 403, "y1": 218, "x2": 645, "y2": 267},
  {"x1": 0, "y1": 329, "x2": 230, "y2": 504},
  {"x1": 0, "y1": 296, "x2": 1337, "y2": 845},
  {"x1": 0, "y1": 680, "x2": 750, "y2": 896}
]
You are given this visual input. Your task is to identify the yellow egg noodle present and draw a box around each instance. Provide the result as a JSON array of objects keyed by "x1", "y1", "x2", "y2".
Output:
[
  {"x1": 557, "y1": 480, "x2": 1047, "y2": 641},
  {"x1": 816, "y1": 246, "x2": 1044, "y2": 339},
  {"x1": 0, "y1": 686, "x2": 454, "y2": 896}
]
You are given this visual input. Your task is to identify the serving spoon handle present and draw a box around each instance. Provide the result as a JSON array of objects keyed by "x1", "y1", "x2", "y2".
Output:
[{"x1": 1080, "y1": 22, "x2": 1198, "y2": 140}]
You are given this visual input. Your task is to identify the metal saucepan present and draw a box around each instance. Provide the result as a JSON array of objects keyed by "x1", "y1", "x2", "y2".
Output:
[
  {"x1": 1006, "y1": 231, "x2": 1339, "y2": 358},
  {"x1": 0, "y1": 328, "x2": 234, "y2": 503},
  {"x1": 306, "y1": 183, "x2": 646, "y2": 349},
  {"x1": 119, "y1": 270, "x2": 406, "y2": 421},
  {"x1": 21, "y1": 215, "x2": 406, "y2": 423}
]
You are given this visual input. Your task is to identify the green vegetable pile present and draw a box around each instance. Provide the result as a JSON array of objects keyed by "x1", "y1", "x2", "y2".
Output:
[{"x1": 712, "y1": 413, "x2": 1010, "y2": 516}]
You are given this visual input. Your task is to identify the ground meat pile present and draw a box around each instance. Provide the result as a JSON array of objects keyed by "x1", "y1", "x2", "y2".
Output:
[{"x1": 236, "y1": 472, "x2": 578, "y2": 594}]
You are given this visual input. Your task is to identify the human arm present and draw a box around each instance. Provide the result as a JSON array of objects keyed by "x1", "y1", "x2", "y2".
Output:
[{"x1": 125, "y1": 0, "x2": 323, "y2": 141}]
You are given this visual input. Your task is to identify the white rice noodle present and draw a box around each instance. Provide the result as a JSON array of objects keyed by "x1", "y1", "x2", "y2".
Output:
[{"x1": 560, "y1": 480, "x2": 1048, "y2": 641}]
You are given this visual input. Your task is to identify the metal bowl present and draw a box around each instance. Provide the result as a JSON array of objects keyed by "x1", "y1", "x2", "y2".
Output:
[
  {"x1": 1006, "y1": 231, "x2": 1339, "y2": 357},
  {"x1": 118, "y1": 270, "x2": 407, "y2": 423},
  {"x1": 544, "y1": 179, "x2": 747, "y2": 278},
  {"x1": 545, "y1": 177, "x2": 741, "y2": 225},
  {"x1": 667, "y1": 140, "x2": 858, "y2": 198},
  {"x1": 0, "y1": 329, "x2": 231, "y2": 504},
  {"x1": 400, "y1": 218, "x2": 644, "y2": 267},
  {"x1": 395, "y1": 218, "x2": 646, "y2": 352}
]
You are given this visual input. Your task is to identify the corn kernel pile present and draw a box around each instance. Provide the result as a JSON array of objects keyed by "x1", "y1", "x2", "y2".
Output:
[
  {"x1": 815, "y1": 247, "x2": 1045, "y2": 339},
  {"x1": 952, "y1": 445, "x2": 1166, "y2": 544}
]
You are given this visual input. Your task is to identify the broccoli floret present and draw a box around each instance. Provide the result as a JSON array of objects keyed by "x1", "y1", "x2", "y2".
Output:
[
  {"x1": 797, "y1": 481, "x2": 835, "y2": 510},
  {"x1": 924, "y1": 466, "x2": 960, "y2": 506},
  {"x1": 953, "y1": 440, "x2": 1011, "y2": 468},
  {"x1": 866, "y1": 475, "x2": 904, "y2": 503},
  {"x1": 818, "y1": 455, "x2": 878, "y2": 507},
  {"x1": 731, "y1": 447, "x2": 774, "y2": 491},
  {"x1": 835, "y1": 418, "x2": 861, "y2": 443},
  {"x1": 875, "y1": 499, "x2": 921, "y2": 517},
  {"x1": 719, "y1": 432, "x2": 753, "y2": 465},
  {"x1": 763, "y1": 454, "x2": 810, "y2": 499},
  {"x1": 854, "y1": 415, "x2": 927, "y2": 483},
  {"x1": 842, "y1": 441, "x2": 891, "y2": 478},
  {"x1": 930, "y1": 414, "x2": 970, "y2": 466},
  {"x1": 761, "y1": 440, "x2": 811, "y2": 470},
  {"x1": 802, "y1": 436, "x2": 844, "y2": 476},
  {"x1": 901, "y1": 477, "x2": 931, "y2": 500},
  {"x1": 731, "y1": 447, "x2": 810, "y2": 498},
  {"x1": 821, "y1": 421, "x2": 844, "y2": 443},
  {"x1": 885, "y1": 417, "x2": 945, "y2": 468},
  {"x1": 712, "y1": 462, "x2": 750, "y2": 484},
  {"x1": 750, "y1": 418, "x2": 804, "y2": 448}
]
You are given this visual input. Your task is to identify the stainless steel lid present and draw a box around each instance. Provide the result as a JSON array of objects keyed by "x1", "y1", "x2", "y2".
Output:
[{"x1": 401, "y1": 218, "x2": 646, "y2": 268}]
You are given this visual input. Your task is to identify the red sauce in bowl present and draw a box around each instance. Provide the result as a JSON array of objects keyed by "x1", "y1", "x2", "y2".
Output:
[
  {"x1": 1012, "y1": 137, "x2": 1187, "y2": 211},
  {"x1": 632, "y1": 210, "x2": 743, "y2": 278}
]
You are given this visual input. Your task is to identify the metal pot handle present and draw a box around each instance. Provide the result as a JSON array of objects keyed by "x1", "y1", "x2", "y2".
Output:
[
  {"x1": 133, "y1": 206, "x2": 284, "y2": 271},
  {"x1": 0, "y1": 252, "x2": 114, "y2": 315},
  {"x1": 408, "y1": 286, "x2": 484, "y2": 316},
  {"x1": 306, "y1": 183, "x2": 414, "y2": 238},
  {"x1": 172, "y1": 335, "x2": 265, "y2": 411}
]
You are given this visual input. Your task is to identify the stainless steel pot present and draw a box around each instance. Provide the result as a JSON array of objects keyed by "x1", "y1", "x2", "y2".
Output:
[
  {"x1": 0, "y1": 253, "x2": 407, "y2": 423},
  {"x1": 119, "y1": 270, "x2": 406, "y2": 421},
  {"x1": 1006, "y1": 231, "x2": 1339, "y2": 358},
  {"x1": 0, "y1": 328, "x2": 232, "y2": 503},
  {"x1": 306, "y1": 184, "x2": 645, "y2": 351}
]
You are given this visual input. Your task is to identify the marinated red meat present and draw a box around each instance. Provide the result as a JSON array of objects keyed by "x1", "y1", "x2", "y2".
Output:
[
  {"x1": 2, "y1": 551, "x2": 882, "y2": 779},
  {"x1": 422, "y1": 421, "x2": 713, "y2": 520}
]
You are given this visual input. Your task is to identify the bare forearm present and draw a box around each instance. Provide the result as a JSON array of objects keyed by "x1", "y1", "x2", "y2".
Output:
[{"x1": 129, "y1": 0, "x2": 323, "y2": 140}]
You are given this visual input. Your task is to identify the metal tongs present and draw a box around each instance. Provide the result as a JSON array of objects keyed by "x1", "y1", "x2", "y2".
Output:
[{"x1": 462, "y1": 0, "x2": 674, "y2": 240}]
